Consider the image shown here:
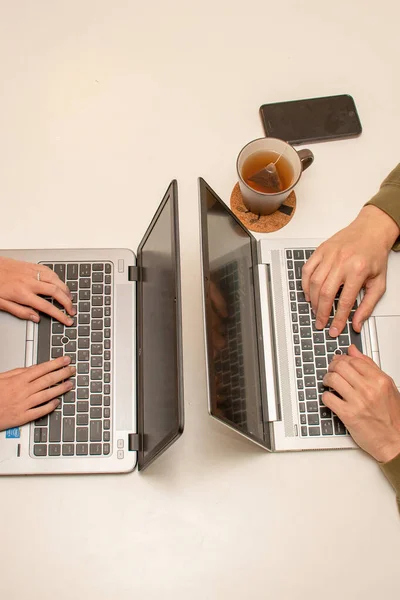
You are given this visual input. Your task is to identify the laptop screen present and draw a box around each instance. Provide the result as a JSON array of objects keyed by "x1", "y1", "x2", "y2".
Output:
[
  {"x1": 199, "y1": 178, "x2": 269, "y2": 447},
  {"x1": 137, "y1": 181, "x2": 184, "y2": 470}
]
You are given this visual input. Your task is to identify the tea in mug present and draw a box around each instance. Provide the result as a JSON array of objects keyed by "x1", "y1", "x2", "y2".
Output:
[{"x1": 242, "y1": 150, "x2": 294, "y2": 193}]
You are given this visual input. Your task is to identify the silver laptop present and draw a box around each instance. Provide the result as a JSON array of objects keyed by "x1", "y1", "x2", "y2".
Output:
[
  {"x1": 0, "y1": 181, "x2": 184, "y2": 474},
  {"x1": 199, "y1": 178, "x2": 400, "y2": 451}
]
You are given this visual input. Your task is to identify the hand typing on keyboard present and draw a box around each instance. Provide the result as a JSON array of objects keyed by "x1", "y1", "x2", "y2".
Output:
[
  {"x1": 302, "y1": 205, "x2": 399, "y2": 337},
  {"x1": 0, "y1": 258, "x2": 75, "y2": 326},
  {"x1": 323, "y1": 345, "x2": 400, "y2": 463},
  {"x1": 0, "y1": 356, "x2": 75, "y2": 431}
]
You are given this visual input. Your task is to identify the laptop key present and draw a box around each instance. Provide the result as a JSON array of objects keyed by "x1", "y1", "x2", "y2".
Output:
[
  {"x1": 63, "y1": 417, "x2": 75, "y2": 442},
  {"x1": 315, "y1": 345, "x2": 325, "y2": 356},
  {"x1": 34, "y1": 428, "x2": 41, "y2": 443},
  {"x1": 92, "y1": 307, "x2": 103, "y2": 318},
  {"x1": 79, "y1": 313, "x2": 90, "y2": 324},
  {"x1": 76, "y1": 427, "x2": 89, "y2": 442},
  {"x1": 90, "y1": 421, "x2": 102, "y2": 442},
  {"x1": 91, "y1": 344, "x2": 103, "y2": 355},
  {"x1": 78, "y1": 338, "x2": 89, "y2": 349},
  {"x1": 92, "y1": 284, "x2": 103, "y2": 295},
  {"x1": 49, "y1": 444, "x2": 61, "y2": 456},
  {"x1": 65, "y1": 341, "x2": 76, "y2": 353},
  {"x1": 301, "y1": 426, "x2": 308, "y2": 436},
  {"x1": 320, "y1": 405, "x2": 332, "y2": 419},
  {"x1": 76, "y1": 444, "x2": 88, "y2": 456},
  {"x1": 92, "y1": 272, "x2": 104, "y2": 283},
  {"x1": 63, "y1": 405, "x2": 75, "y2": 416},
  {"x1": 77, "y1": 401, "x2": 89, "y2": 412},
  {"x1": 334, "y1": 417, "x2": 347, "y2": 435},
  {"x1": 67, "y1": 264, "x2": 78, "y2": 280},
  {"x1": 304, "y1": 376, "x2": 316, "y2": 387},
  {"x1": 62, "y1": 444, "x2": 74, "y2": 456},
  {"x1": 306, "y1": 401, "x2": 318, "y2": 412},
  {"x1": 78, "y1": 350, "x2": 90, "y2": 361},
  {"x1": 52, "y1": 335, "x2": 63, "y2": 347},
  {"x1": 316, "y1": 370, "x2": 326, "y2": 381},
  {"x1": 79, "y1": 264, "x2": 91, "y2": 277},
  {"x1": 105, "y1": 297, "x2": 111, "y2": 306},
  {"x1": 77, "y1": 388, "x2": 89, "y2": 399},
  {"x1": 65, "y1": 353, "x2": 76, "y2": 364},
  {"x1": 302, "y1": 352, "x2": 313, "y2": 363},
  {"x1": 77, "y1": 414, "x2": 89, "y2": 426},
  {"x1": 105, "y1": 264, "x2": 112, "y2": 274},
  {"x1": 79, "y1": 302, "x2": 90, "y2": 313},
  {"x1": 91, "y1": 356, "x2": 102, "y2": 367},
  {"x1": 77, "y1": 376, "x2": 89, "y2": 387},
  {"x1": 93, "y1": 263, "x2": 104, "y2": 271},
  {"x1": 68, "y1": 280, "x2": 78, "y2": 292},
  {"x1": 92, "y1": 296, "x2": 103, "y2": 306},
  {"x1": 104, "y1": 444, "x2": 111, "y2": 455},
  {"x1": 35, "y1": 415, "x2": 48, "y2": 427},
  {"x1": 77, "y1": 362, "x2": 89, "y2": 374},
  {"x1": 301, "y1": 339, "x2": 312, "y2": 350},
  {"x1": 34, "y1": 445, "x2": 47, "y2": 457},
  {"x1": 90, "y1": 407, "x2": 102, "y2": 419},
  {"x1": 79, "y1": 289, "x2": 90, "y2": 301},
  {"x1": 303, "y1": 363, "x2": 315, "y2": 375},
  {"x1": 52, "y1": 347, "x2": 64, "y2": 359},
  {"x1": 321, "y1": 420, "x2": 334, "y2": 435},
  {"x1": 315, "y1": 357, "x2": 327, "y2": 369},
  {"x1": 104, "y1": 431, "x2": 111, "y2": 441},
  {"x1": 294, "y1": 261, "x2": 304, "y2": 280},
  {"x1": 308, "y1": 426, "x2": 321, "y2": 436},
  {"x1": 90, "y1": 395, "x2": 102, "y2": 406},
  {"x1": 52, "y1": 322, "x2": 64, "y2": 334},
  {"x1": 299, "y1": 315, "x2": 310, "y2": 326},
  {"x1": 54, "y1": 264, "x2": 66, "y2": 282},
  {"x1": 90, "y1": 443, "x2": 102, "y2": 455},
  {"x1": 63, "y1": 391, "x2": 75, "y2": 404},
  {"x1": 91, "y1": 382, "x2": 102, "y2": 393},
  {"x1": 300, "y1": 415, "x2": 307, "y2": 425},
  {"x1": 298, "y1": 304, "x2": 309, "y2": 315},
  {"x1": 307, "y1": 414, "x2": 320, "y2": 425},
  {"x1": 65, "y1": 328, "x2": 77, "y2": 340},
  {"x1": 306, "y1": 389, "x2": 317, "y2": 400}
]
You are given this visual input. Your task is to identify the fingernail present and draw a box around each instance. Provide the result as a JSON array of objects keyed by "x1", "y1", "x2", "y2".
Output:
[
  {"x1": 315, "y1": 320, "x2": 323, "y2": 329},
  {"x1": 63, "y1": 356, "x2": 71, "y2": 364},
  {"x1": 67, "y1": 317, "x2": 74, "y2": 325},
  {"x1": 329, "y1": 326, "x2": 339, "y2": 337},
  {"x1": 30, "y1": 314, "x2": 40, "y2": 323},
  {"x1": 71, "y1": 366, "x2": 76, "y2": 374},
  {"x1": 67, "y1": 381, "x2": 73, "y2": 389}
]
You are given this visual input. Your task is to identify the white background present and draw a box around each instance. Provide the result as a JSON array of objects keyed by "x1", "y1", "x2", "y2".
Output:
[{"x1": 0, "y1": 2, "x2": 399, "y2": 599}]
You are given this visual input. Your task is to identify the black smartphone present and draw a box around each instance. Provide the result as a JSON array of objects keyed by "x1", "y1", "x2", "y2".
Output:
[{"x1": 259, "y1": 94, "x2": 362, "y2": 145}]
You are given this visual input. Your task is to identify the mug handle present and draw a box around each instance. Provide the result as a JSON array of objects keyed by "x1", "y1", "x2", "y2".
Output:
[{"x1": 298, "y1": 148, "x2": 314, "y2": 171}]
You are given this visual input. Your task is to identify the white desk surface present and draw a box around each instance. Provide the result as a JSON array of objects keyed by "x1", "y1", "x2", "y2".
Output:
[{"x1": 0, "y1": 2, "x2": 399, "y2": 599}]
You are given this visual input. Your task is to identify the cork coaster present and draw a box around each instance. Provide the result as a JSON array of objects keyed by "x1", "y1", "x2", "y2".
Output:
[{"x1": 230, "y1": 182, "x2": 296, "y2": 233}]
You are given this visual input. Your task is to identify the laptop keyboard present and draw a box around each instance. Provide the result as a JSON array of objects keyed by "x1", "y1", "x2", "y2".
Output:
[
  {"x1": 213, "y1": 263, "x2": 247, "y2": 428},
  {"x1": 286, "y1": 249, "x2": 363, "y2": 438},
  {"x1": 31, "y1": 262, "x2": 113, "y2": 458}
]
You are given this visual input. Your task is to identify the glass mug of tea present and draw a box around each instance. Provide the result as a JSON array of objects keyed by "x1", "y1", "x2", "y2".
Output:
[{"x1": 237, "y1": 138, "x2": 314, "y2": 215}]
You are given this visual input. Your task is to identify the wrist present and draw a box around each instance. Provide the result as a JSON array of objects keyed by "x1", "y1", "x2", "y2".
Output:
[
  {"x1": 374, "y1": 439, "x2": 400, "y2": 464},
  {"x1": 357, "y1": 205, "x2": 400, "y2": 251}
]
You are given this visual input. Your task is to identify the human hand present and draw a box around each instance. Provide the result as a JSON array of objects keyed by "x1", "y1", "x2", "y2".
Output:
[
  {"x1": 302, "y1": 206, "x2": 400, "y2": 337},
  {"x1": 0, "y1": 258, "x2": 75, "y2": 326},
  {"x1": 322, "y1": 345, "x2": 400, "y2": 463},
  {"x1": 0, "y1": 355, "x2": 75, "y2": 431}
]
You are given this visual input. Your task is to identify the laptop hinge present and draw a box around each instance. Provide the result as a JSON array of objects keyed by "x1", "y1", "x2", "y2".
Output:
[
  {"x1": 128, "y1": 266, "x2": 139, "y2": 281},
  {"x1": 128, "y1": 433, "x2": 141, "y2": 451}
]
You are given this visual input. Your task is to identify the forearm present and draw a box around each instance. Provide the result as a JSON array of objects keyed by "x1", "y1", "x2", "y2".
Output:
[
  {"x1": 380, "y1": 452, "x2": 400, "y2": 513},
  {"x1": 365, "y1": 164, "x2": 400, "y2": 251}
]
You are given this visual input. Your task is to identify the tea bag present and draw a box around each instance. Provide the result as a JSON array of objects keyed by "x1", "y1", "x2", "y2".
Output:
[{"x1": 248, "y1": 162, "x2": 283, "y2": 192}]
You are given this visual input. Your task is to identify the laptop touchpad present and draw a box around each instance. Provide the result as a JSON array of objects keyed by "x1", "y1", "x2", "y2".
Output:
[
  {"x1": 375, "y1": 316, "x2": 400, "y2": 388},
  {"x1": 0, "y1": 312, "x2": 26, "y2": 371}
]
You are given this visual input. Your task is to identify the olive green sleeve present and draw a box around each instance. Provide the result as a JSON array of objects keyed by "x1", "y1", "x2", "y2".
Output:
[
  {"x1": 380, "y1": 452, "x2": 400, "y2": 513},
  {"x1": 365, "y1": 164, "x2": 400, "y2": 251}
]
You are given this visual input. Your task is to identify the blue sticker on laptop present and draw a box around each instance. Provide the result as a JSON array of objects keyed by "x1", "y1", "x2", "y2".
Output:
[{"x1": 6, "y1": 428, "x2": 20, "y2": 439}]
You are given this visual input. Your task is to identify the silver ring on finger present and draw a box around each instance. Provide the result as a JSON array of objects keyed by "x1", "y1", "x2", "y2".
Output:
[{"x1": 37, "y1": 271, "x2": 41, "y2": 281}]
